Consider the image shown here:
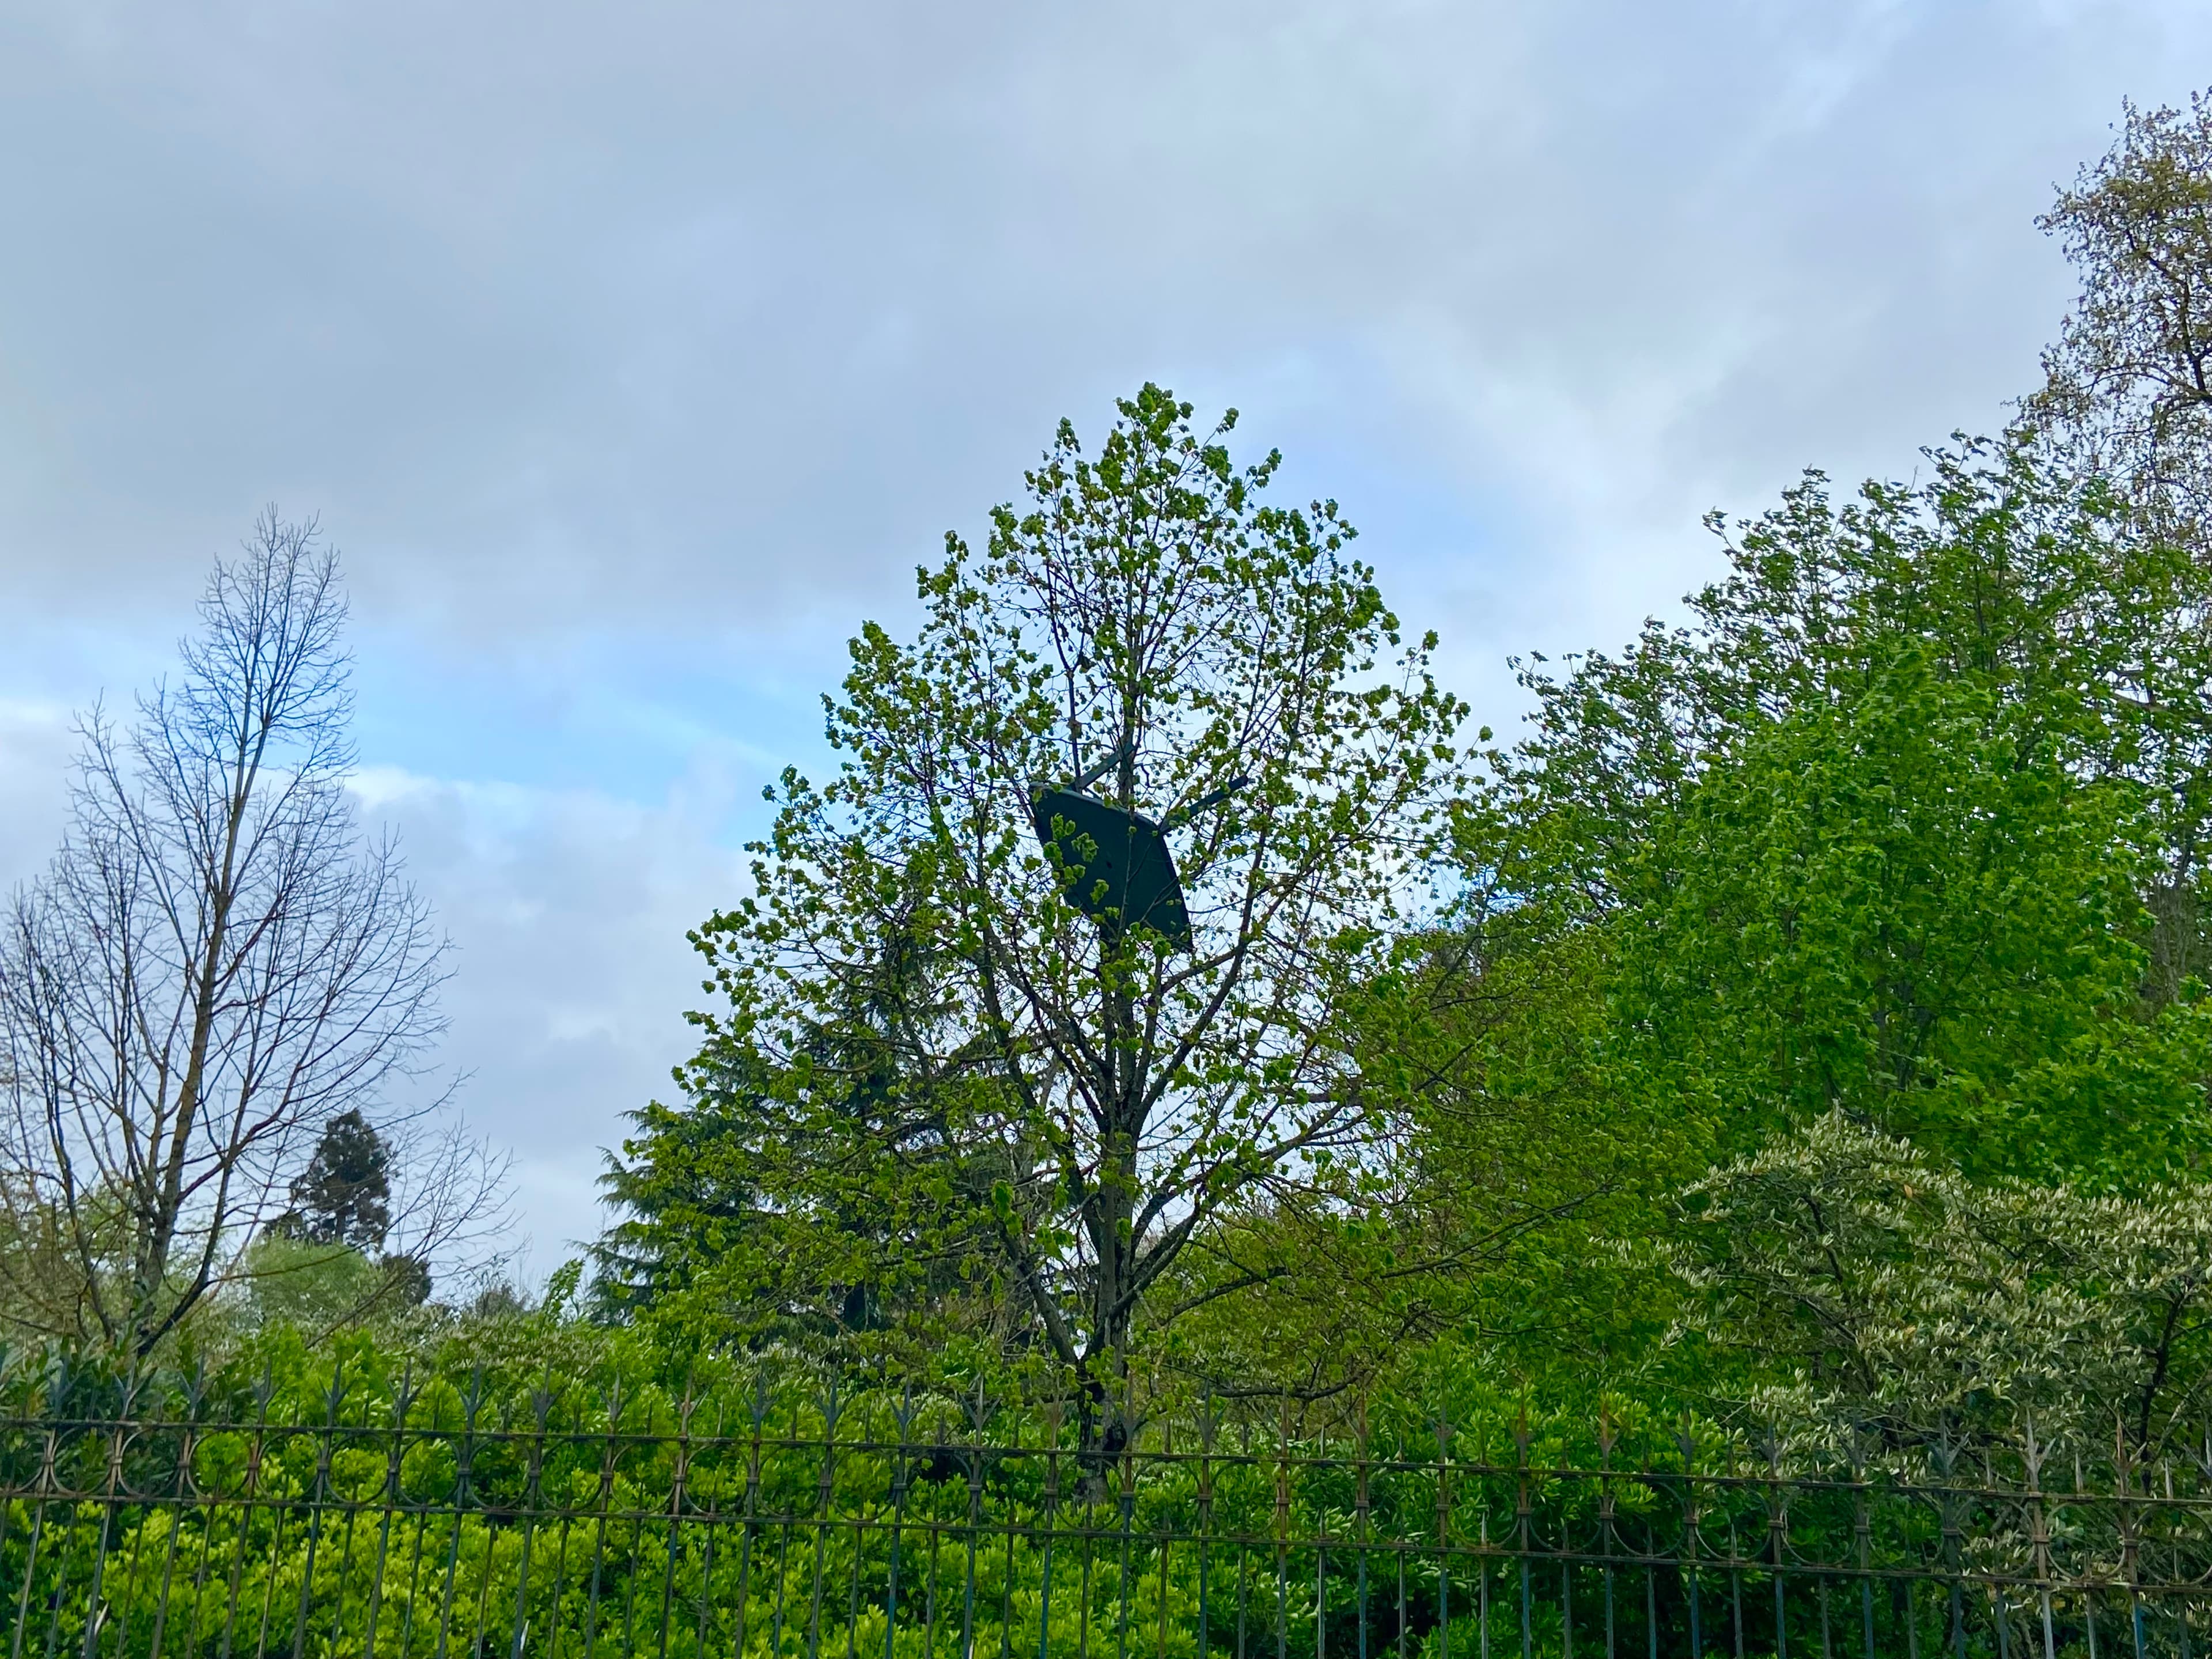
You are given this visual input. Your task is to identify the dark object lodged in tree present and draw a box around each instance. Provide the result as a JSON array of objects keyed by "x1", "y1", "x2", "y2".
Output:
[
  {"x1": 1032, "y1": 788, "x2": 1191, "y2": 949},
  {"x1": 1031, "y1": 743, "x2": 1249, "y2": 952}
]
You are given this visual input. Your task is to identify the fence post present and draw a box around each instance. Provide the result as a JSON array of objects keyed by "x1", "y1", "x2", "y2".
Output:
[
  {"x1": 732, "y1": 1372, "x2": 768, "y2": 1659},
  {"x1": 1435, "y1": 1412, "x2": 1455, "y2": 1659},
  {"x1": 888, "y1": 1386, "x2": 916, "y2": 1659},
  {"x1": 509, "y1": 1379, "x2": 553, "y2": 1659},
  {"x1": 1038, "y1": 1395, "x2": 1063, "y2": 1659},
  {"x1": 1355, "y1": 1401, "x2": 1372, "y2": 1659},
  {"x1": 286, "y1": 1362, "x2": 346, "y2": 1659},
  {"x1": 960, "y1": 1379, "x2": 986, "y2": 1659},
  {"x1": 807, "y1": 1374, "x2": 840, "y2": 1659},
  {"x1": 1759, "y1": 1430, "x2": 1787, "y2": 1659},
  {"x1": 1195, "y1": 1394, "x2": 1215, "y2": 1659},
  {"x1": 142, "y1": 1368, "x2": 204, "y2": 1659},
  {"x1": 361, "y1": 1365, "x2": 412, "y2": 1659},
  {"x1": 1514, "y1": 1411, "x2": 1532, "y2": 1659},
  {"x1": 1679, "y1": 1422, "x2": 1703, "y2": 1659},
  {"x1": 75, "y1": 1370, "x2": 135, "y2": 1659},
  {"x1": 2112, "y1": 1418, "x2": 2146, "y2": 1659},
  {"x1": 1933, "y1": 1442, "x2": 1965, "y2": 1659},
  {"x1": 1599, "y1": 1410, "x2": 1617, "y2": 1659},
  {"x1": 657, "y1": 1383, "x2": 695, "y2": 1659},
  {"x1": 432, "y1": 1370, "x2": 486, "y2": 1659}
]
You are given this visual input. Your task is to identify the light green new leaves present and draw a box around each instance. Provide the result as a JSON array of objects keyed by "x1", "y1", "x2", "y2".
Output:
[
  {"x1": 643, "y1": 387, "x2": 1467, "y2": 1387},
  {"x1": 1470, "y1": 438, "x2": 2212, "y2": 1189},
  {"x1": 1668, "y1": 1110, "x2": 2212, "y2": 1471}
]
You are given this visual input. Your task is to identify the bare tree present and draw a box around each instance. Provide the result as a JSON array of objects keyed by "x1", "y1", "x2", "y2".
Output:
[{"x1": 0, "y1": 511, "x2": 507, "y2": 1357}]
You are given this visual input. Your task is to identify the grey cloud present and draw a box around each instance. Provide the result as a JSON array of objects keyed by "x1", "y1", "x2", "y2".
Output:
[
  {"x1": 350, "y1": 766, "x2": 751, "y2": 1262},
  {"x1": 0, "y1": 702, "x2": 75, "y2": 887},
  {"x1": 5, "y1": 1, "x2": 2207, "y2": 662}
]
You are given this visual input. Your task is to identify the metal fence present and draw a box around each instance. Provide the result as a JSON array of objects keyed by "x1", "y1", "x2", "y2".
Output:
[{"x1": 2, "y1": 1369, "x2": 2209, "y2": 1659}]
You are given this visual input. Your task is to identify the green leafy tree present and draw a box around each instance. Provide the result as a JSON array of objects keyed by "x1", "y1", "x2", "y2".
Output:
[
  {"x1": 1461, "y1": 441, "x2": 2212, "y2": 1191},
  {"x1": 1317, "y1": 910, "x2": 1686, "y2": 1381},
  {"x1": 593, "y1": 994, "x2": 966, "y2": 1340},
  {"x1": 618, "y1": 387, "x2": 1465, "y2": 1429},
  {"x1": 238, "y1": 1229, "x2": 410, "y2": 1334},
  {"x1": 598, "y1": 894, "x2": 1021, "y2": 1345},
  {"x1": 255, "y1": 1109, "x2": 435, "y2": 1330},
  {"x1": 590, "y1": 1087, "x2": 767, "y2": 1327}
]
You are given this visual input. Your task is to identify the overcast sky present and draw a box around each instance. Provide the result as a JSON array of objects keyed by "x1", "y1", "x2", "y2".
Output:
[{"x1": 3, "y1": 0, "x2": 2207, "y2": 1275}]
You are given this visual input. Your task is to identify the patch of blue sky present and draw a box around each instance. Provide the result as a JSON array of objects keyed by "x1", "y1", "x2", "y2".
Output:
[{"x1": 348, "y1": 623, "x2": 847, "y2": 843}]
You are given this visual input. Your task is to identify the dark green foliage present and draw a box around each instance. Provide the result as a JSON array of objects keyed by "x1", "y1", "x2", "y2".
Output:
[
  {"x1": 380, "y1": 1251, "x2": 433, "y2": 1310},
  {"x1": 276, "y1": 1110, "x2": 394, "y2": 1250},
  {"x1": 605, "y1": 415, "x2": 2212, "y2": 1415},
  {"x1": 256, "y1": 1112, "x2": 433, "y2": 1324},
  {"x1": 594, "y1": 914, "x2": 1007, "y2": 1355},
  {"x1": 1667, "y1": 1110, "x2": 2212, "y2": 1464},
  {"x1": 593, "y1": 104, "x2": 2212, "y2": 1433}
]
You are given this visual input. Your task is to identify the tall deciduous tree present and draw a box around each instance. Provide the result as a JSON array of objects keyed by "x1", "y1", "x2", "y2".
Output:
[
  {"x1": 0, "y1": 512, "x2": 507, "y2": 1357},
  {"x1": 628, "y1": 388, "x2": 1464, "y2": 1427},
  {"x1": 1460, "y1": 442, "x2": 2212, "y2": 1192}
]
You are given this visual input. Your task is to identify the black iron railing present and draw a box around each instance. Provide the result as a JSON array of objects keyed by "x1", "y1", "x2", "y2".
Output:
[{"x1": 2, "y1": 1367, "x2": 2207, "y2": 1658}]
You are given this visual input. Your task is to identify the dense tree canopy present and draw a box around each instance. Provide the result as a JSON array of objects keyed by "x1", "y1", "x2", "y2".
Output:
[
  {"x1": 588, "y1": 97, "x2": 2212, "y2": 1425},
  {"x1": 1667, "y1": 1111, "x2": 2212, "y2": 1464},
  {"x1": 1457, "y1": 442, "x2": 2212, "y2": 1195},
  {"x1": 278, "y1": 1110, "x2": 396, "y2": 1251}
]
